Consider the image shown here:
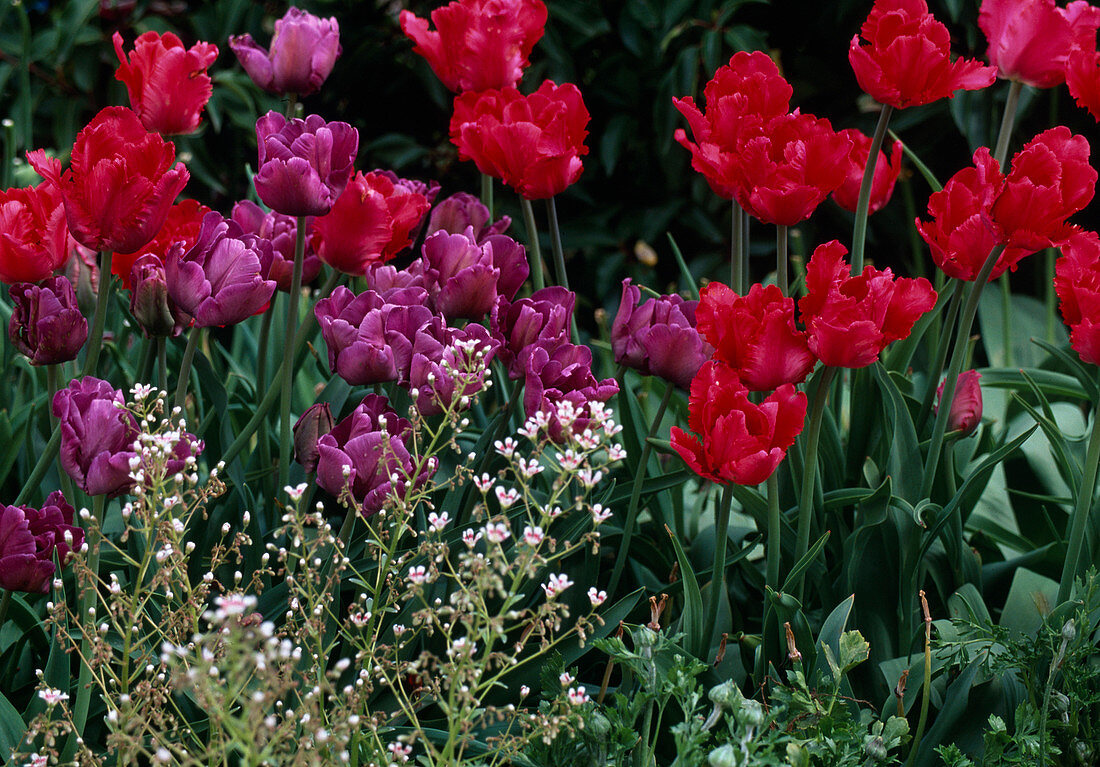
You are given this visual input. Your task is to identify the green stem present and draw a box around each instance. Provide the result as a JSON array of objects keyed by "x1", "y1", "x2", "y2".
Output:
[
  {"x1": 1000, "y1": 272, "x2": 1013, "y2": 367},
  {"x1": 0, "y1": 590, "x2": 10, "y2": 627},
  {"x1": 993, "y1": 80, "x2": 1024, "y2": 169},
  {"x1": 14, "y1": 429, "x2": 60, "y2": 505},
  {"x1": 903, "y1": 601, "x2": 933, "y2": 767},
  {"x1": 920, "y1": 246, "x2": 1006, "y2": 499},
  {"x1": 850, "y1": 105, "x2": 894, "y2": 276},
  {"x1": 607, "y1": 385, "x2": 674, "y2": 596},
  {"x1": 82, "y1": 251, "x2": 114, "y2": 377},
  {"x1": 740, "y1": 207, "x2": 750, "y2": 295},
  {"x1": 700, "y1": 483, "x2": 733, "y2": 659},
  {"x1": 1046, "y1": 248, "x2": 1057, "y2": 343},
  {"x1": 256, "y1": 306, "x2": 275, "y2": 503},
  {"x1": 731, "y1": 199, "x2": 744, "y2": 292},
  {"x1": 2, "y1": 119, "x2": 14, "y2": 191},
  {"x1": 280, "y1": 217, "x2": 307, "y2": 499},
  {"x1": 795, "y1": 366, "x2": 837, "y2": 599},
  {"x1": 156, "y1": 337, "x2": 168, "y2": 394},
  {"x1": 917, "y1": 280, "x2": 962, "y2": 433},
  {"x1": 546, "y1": 197, "x2": 569, "y2": 290},
  {"x1": 766, "y1": 474, "x2": 781, "y2": 592},
  {"x1": 174, "y1": 326, "x2": 202, "y2": 414},
  {"x1": 776, "y1": 224, "x2": 788, "y2": 295},
  {"x1": 46, "y1": 364, "x2": 75, "y2": 504},
  {"x1": 220, "y1": 269, "x2": 341, "y2": 468},
  {"x1": 71, "y1": 494, "x2": 106, "y2": 741},
  {"x1": 1058, "y1": 388, "x2": 1100, "y2": 603},
  {"x1": 481, "y1": 173, "x2": 494, "y2": 218},
  {"x1": 520, "y1": 197, "x2": 545, "y2": 291}
]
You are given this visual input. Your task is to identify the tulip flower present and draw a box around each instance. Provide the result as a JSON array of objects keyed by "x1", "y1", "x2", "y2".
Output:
[
  {"x1": 9, "y1": 277, "x2": 88, "y2": 365},
  {"x1": 253, "y1": 112, "x2": 358, "y2": 218},
  {"x1": 832, "y1": 129, "x2": 903, "y2": 214},
  {"x1": 229, "y1": 7, "x2": 341, "y2": 97},
  {"x1": 0, "y1": 492, "x2": 83, "y2": 594},
  {"x1": 113, "y1": 30, "x2": 219, "y2": 135},
  {"x1": 0, "y1": 181, "x2": 73, "y2": 285},
  {"x1": 426, "y1": 192, "x2": 511, "y2": 243},
  {"x1": 450, "y1": 80, "x2": 589, "y2": 200},
  {"x1": 404, "y1": 320, "x2": 500, "y2": 416},
  {"x1": 27, "y1": 107, "x2": 190, "y2": 255},
  {"x1": 671, "y1": 360, "x2": 807, "y2": 486},
  {"x1": 53, "y1": 377, "x2": 141, "y2": 497},
  {"x1": 315, "y1": 394, "x2": 433, "y2": 515},
  {"x1": 491, "y1": 286, "x2": 574, "y2": 376},
  {"x1": 695, "y1": 282, "x2": 816, "y2": 392},
  {"x1": 849, "y1": 0, "x2": 996, "y2": 109},
  {"x1": 409, "y1": 229, "x2": 528, "y2": 321},
  {"x1": 1055, "y1": 230, "x2": 1100, "y2": 366},
  {"x1": 113, "y1": 198, "x2": 210, "y2": 291},
  {"x1": 673, "y1": 50, "x2": 793, "y2": 200},
  {"x1": 917, "y1": 128, "x2": 1096, "y2": 280},
  {"x1": 165, "y1": 211, "x2": 277, "y2": 328},
  {"x1": 231, "y1": 201, "x2": 321, "y2": 292},
  {"x1": 1067, "y1": 45, "x2": 1100, "y2": 122},
  {"x1": 979, "y1": 0, "x2": 1100, "y2": 88},
  {"x1": 936, "y1": 370, "x2": 983, "y2": 436},
  {"x1": 400, "y1": 0, "x2": 547, "y2": 92},
  {"x1": 129, "y1": 255, "x2": 187, "y2": 337},
  {"x1": 293, "y1": 402, "x2": 334, "y2": 474},
  {"x1": 611, "y1": 279, "x2": 712, "y2": 390},
  {"x1": 799, "y1": 240, "x2": 937, "y2": 369},
  {"x1": 523, "y1": 342, "x2": 619, "y2": 443},
  {"x1": 310, "y1": 170, "x2": 431, "y2": 276}
]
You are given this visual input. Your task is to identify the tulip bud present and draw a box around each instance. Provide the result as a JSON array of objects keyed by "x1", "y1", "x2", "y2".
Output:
[
  {"x1": 129, "y1": 255, "x2": 184, "y2": 337},
  {"x1": 936, "y1": 370, "x2": 983, "y2": 436},
  {"x1": 229, "y1": 7, "x2": 341, "y2": 97},
  {"x1": 294, "y1": 402, "x2": 334, "y2": 474},
  {"x1": 9, "y1": 277, "x2": 88, "y2": 365}
]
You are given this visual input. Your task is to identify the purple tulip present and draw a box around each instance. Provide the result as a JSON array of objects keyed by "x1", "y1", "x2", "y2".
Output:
[
  {"x1": 405, "y1": 319, "x2": 499, "y2": 416},
  {"x1": 0, "y1": 492, "x2": 82, "y2": 594},
  {"x1": 229, "y1": 7, "x2": 341, "y2": 97},
  {"x1": 253, "y1": 112, "x2": 358, "y2": 218},
  {"x1": 364, "y1": 263, "x2": 425, "y2": 295},
  {"x1": 130, "y1": 255, "x2": 187, "y2": 337},
  {"x1": 426, "y1": 192, "x2": 511, "y2": 243},
  {"x1": 523, "y1": 343, "x2": 619, "y2": 443},
  {"x1": 314, "y1": 285, "x2": 433, "y2": 386},
  {"x1": 231, "y1": 200, "x2": 321, "y2": 292},
  {"x1": 315, "y1": 394, "x2": 433, "y2": 515},
  {"x1": 611, "y1": 279, "x2": 713, "y2": 390},
  {"x1": 52, "y1": 377, "x2": 140, "y2": 497},
  {"x1": 294, "y1": 402, "x2": 334, "y2": 474},
  {"x1": 410, "y1": 229, "x2": 528, "y2": 321},
  {"x1": 166, "y1": 211, "x2": 277, "y2": 328},
  {"x1": 491, "y1": 286, "x2": 575, "y2": 377},
  {"x1": 8, "y1": 277, "x2": 88, "y2": 365}
]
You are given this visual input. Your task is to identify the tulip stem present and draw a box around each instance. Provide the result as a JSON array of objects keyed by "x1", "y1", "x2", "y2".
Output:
[
  {"x1": 156, "y1": 337, "x2": 168, "y2": 395},
  {"x1": 701, "y1": 482, "x2": 734, "y2": 659},
  {"x1": 280, "y1": 216, "x2": 307, "y2": 500},
  {"x1": 776, "y1": 225, "x2": 788, "y2": 295},
  {"x1": 921, "y1": 246, "x2": 1006, "y2": 499},
  {"x1": 731, "y1": 200, "x2": 745, "y2": 293},
  {"x1": 607, "y1": 384, "x2": 674, "y2": 598},
  {"x1": 795, "y1": 365, "x2": 837, "y2": 600},
  {"x1": 221, "y1": 269, "x2": 341, "y2": 469},
  {"x1": 1058, "y1": 380, "x2": 1100, "y2": 603},
  {"x1": 14, "y1": 428, "x2": 60, "y2": 505},
  {"x1": 917, "y1": 280, "x2": 962, "y2": 433},
  {"x1": 46, "y1": 364, "x2": 75, "y2": 504},
  {"x1": 174, "y1": 326, "x2": 202, "y2": 414},
  {"x1": 70, "y1": 493, "x2": 106, "y2": 749},
  {"x1": 993, "y1": 80, "x2": 1024, "y2": 170},
  {"x1": 82, "y1": 251, "x2": 114, "y2": 378},
  {"x1": 850, "y1": 104, "x2": 893, "y2": 276},
  {"x1": 481, "y1": 173, "x2": 494, "y2": 218},
  {"x1": 546, "y1": 196, "x2": 569, "y2": 290},
  {"x1": 257, "y1": 307, "x2": 275, "y2": 501},
  {"x1": 519, "y1": 197, "x2": 545, "y2": 291},
  {"x1": 766, "y1": 473, "x2": 781, "y2": 592}
]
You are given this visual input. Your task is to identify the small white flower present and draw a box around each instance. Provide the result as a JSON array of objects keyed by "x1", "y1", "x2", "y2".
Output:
[
  {"x1": 522, "y1": 526, "x2": 544, "y2": 546},
  {"x1": 517, "y1": 457, "x2": 544, "y2": 478},
  {"x1": 494, "y1": 437, "x2": 518, "y2": 458},
  {"x1": 556, "y1": 449, "x2": 583, "y2": 471},
  {"x1": 577, "y1": 469, "x2": 603, "y2": 488},
  {"x1": 285, "y1": 483, "x2": 308, "y2": 502},
  {"x1": 387, "y1": 742, "x2": 412, "y2": 763},
  {"x1": 591, "y1": 505, "x2": 612, "y2": 524},
  {"x1": 214, "y1": 593, "x2": 256, "y2": 618},
  {"x1": 28, "y1": 753, "x2": 49, "y2": 767},
  {"x1": 38, "y1": 688, "x2": 68, "y2": 706},
  {"x1": 608, "y1": 443, "x2": 627, "y2": 461},
  {"x1": 473, "y1": 473, "x2": 495, "y2": 492},
  {"x1": 548, "y1": 505, "x2": 564, "y2": 520},
  {"x1": 427, "y1": 511, "x2": 451, "y2": 532},
  {"x1": 349, "y1": 611, "x2": 371, "y2": 628},
  {"x1": 520, "y1": 684, "x2": 531, "y2": 698},
  {"x1": 494, "y1": 485, "x2": 519, "y2": 508},
  {"x1": 407, "y1": 566, "x2": 428, "y2": 586},
  {"x1": 393, "y1": 624, "x2": 406, "y2": 637},
  {"x1": 483, "y1": 521, "x2": 511, "y2": 544},
  {"x1": 462, "y1": 529, "x2": 483, "y2": 548},
  {"x1": 559, "y1": 671, "x2": 574, "y2": 686},
  {"x1": 567, "y1": 686, "x2": 590, "y2": 705},
  {"x1": 542, "y1": 573, "x2": 574, "y2": 599},
  {"x1": 587, "y1": 587, "x2": 608, "y2": 607}
]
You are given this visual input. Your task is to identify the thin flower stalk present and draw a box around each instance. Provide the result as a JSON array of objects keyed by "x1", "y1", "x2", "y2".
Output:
[
  {"x1": 795, "y1": 365, "x2": 836, "y2": 599},
  {"x1": 520, "y1": 197, "x2": 545, "y2": 291},
  {"x1": 1058, "y1": 390, "x2": 1100, "y2": 602},
  {"x1": 279, "y1": 216, "x2": 308, "y2": 499},
  {"x1": 849, "y1": 104, "x2": 893, "y2": 275}
]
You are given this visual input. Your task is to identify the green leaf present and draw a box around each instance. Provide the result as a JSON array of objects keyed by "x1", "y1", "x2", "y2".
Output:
[
  {"x1": 999, "y1": 567, "x2": 1058, "y2": 636},
  {"x1": 665, "y1": 233, "x2": 700, "y2": 301},
  {"x1": 666, "y1": 524, "x2": 705, "y2": 652},
  {"x1": 838, "y1": 630, "x2": 870, "y2": 675},
  {"x1": 782, "y1": 531, "x2": 831, "y2": 594},
  {"x1": 811, "y1": 594, "x2": 855, "y2": 684},
  {"x1": 871, "y1": 363, "x2": 922, "y2": 503},
  {"x1": 890, "y1": 132, "x2": 942, "y2": 192},
  {"x1": 0, "y1": 690, "x2": 24, "y2": 757}
]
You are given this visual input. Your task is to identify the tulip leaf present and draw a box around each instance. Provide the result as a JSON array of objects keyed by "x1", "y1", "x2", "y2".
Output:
[
  {"x1": 978, "y1": 367, "x2": 1088, "y2": 401},
  {"x1": 911, "y1": 659, "x2": 983, "y2": 767},
  {"x1": 0, "y1": 690, "x2": 23, "y2": 758},
  {"x1": 871, "y1": 363, "x2": 922, "y2": 504},
  {"x1": 782, "y1": 531, "x2": 831, "y2": 594},
  {"x1": 889, "y1": 132, "x2": 942, "y2": 192},
  {"x1": 1029, "y1": 338, "x2": 1100, "y2": 403},
  {"x1": 665, "y1": 523, "x2": 704, "y2": 655},
  {"x1": 811, "y1": 594, "x2": 855, "y2": 684},
  {"x1": 665, "y1": 233, "x2": 700, "y2": 301}
]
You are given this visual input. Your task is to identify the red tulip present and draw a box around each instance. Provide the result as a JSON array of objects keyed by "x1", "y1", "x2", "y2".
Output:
[
  {"x1": 979, "y1": 0, "x2": 1100, "y2": 88},
  {"x1": 0, "y1": 181, "x2": 74, "y2": 284},
  {"x1": 113, "y1": 31, "x2": 218, "y2": 135},
  {"x1": 450, "y1": 80, "x2": 589, "y2": 200},
  {"x1": 310, "y1": 171, "x2": 431, "y2": 276},
  {"x1": 1067, "y1": 45, "x2": 1100, "y2": 122},
  {"x1": 1055, "y1": 229, "x2": 1100, "y2": 366},
  {"x1": 673, "y1": 50, "x2": 792, "y2": 200},
  {"x1": 832, "y1": 129, "x2": 904, "y2": 214},
  {"x1": 731, "y1": 112, "x2": 853, "y2": 226},
  {"x1": 113, "y1": 198, "x2": 210, "y2": 291},
  {"x1": 696, "y1": 281, "x2": 816, "y2": 392},
  {"x1": 400, "y1": 0, "x2": 547, "y2": 93},
  {"x1": 849, "y1": 0, "x2": 996, "y2": 109},
  {"x1": 27, "y1": 107, "x2": 189, "y2": 255},
  {"x1": 799, "y1": 240, "x2": 937, "y2": 369},
  {"x1": 936, "y1": 370, "x2": 983, "y2": 436},
  {"x1": 671, "y1": 360, "x2": 807, "y2": 486}
]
